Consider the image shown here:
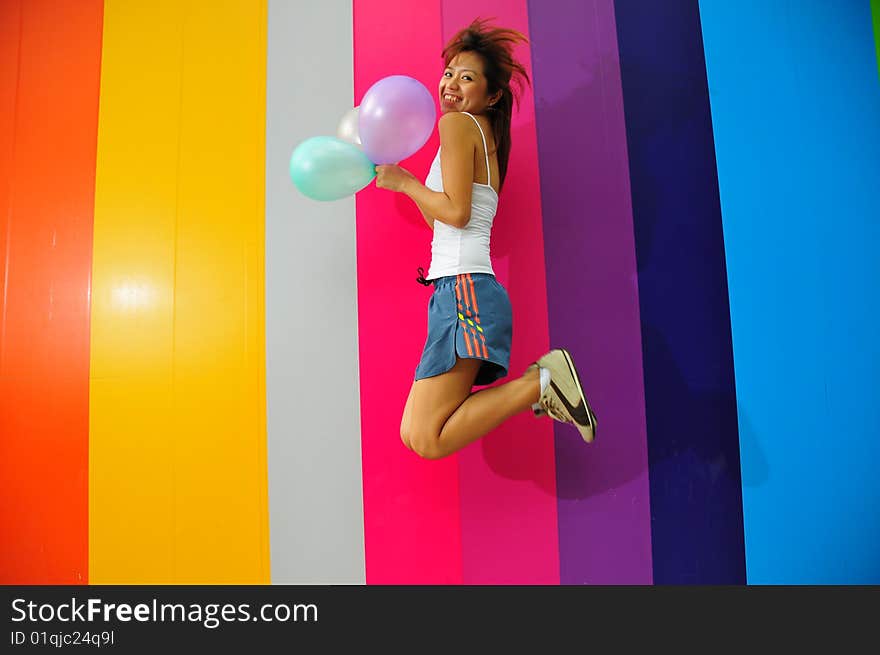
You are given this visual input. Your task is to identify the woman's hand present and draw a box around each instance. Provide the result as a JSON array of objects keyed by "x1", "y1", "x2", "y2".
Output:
[{"x1": 375, "y1": 164, "x2": 416, "y2": 193}]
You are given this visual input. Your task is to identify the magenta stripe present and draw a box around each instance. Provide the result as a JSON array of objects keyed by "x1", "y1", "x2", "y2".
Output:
[
  {"x1": 528, "y1": 0, "x2": 653, "y2": 583},
  {"x1": 443, "y1": 0, "x2": 561, "y2": 584},
  {"x1": 354, "y1": 0, "x2": 463, "y2": 584}
]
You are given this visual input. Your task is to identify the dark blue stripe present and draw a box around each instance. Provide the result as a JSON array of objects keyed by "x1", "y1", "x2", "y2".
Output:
[{"x1": 613, "y1": 0, "x2": 746, "y2": 583}]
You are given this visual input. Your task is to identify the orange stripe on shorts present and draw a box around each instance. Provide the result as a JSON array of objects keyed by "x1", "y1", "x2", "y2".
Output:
[
  {"x1": 467, "y1": 274, "x2": 480, "y2": 316},
  {"x1": 461, "y1": 274, "x2": 473, "y2": 316},
  {"x1": 461, "y1": 322, "x2": 475, "y2": 356},
  {"x1": 466, "y1": 275, "x2": 487, "y2": 357}
]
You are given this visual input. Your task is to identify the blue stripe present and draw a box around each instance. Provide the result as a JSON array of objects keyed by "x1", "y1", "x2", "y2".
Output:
[
  {"x1": 614, "y1": 0, "x2": 747, "y2": 583},
  {"x1": 700, "y1": 0, "x2": 880, "y2": 583}
]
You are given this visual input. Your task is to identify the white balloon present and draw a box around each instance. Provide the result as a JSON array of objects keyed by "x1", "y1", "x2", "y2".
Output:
[{"x1": 336, "y1": 106, "x2": 362, "y2": 146}]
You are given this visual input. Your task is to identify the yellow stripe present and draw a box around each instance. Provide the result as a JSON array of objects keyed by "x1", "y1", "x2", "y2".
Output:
[{"x1": 90, "y1": 0, "x2": 268, "y2": 583}]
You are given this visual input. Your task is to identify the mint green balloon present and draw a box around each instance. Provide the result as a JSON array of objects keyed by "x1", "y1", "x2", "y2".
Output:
[{"x1": 289, "y1": 136, "x2": 376, "y2": 201}]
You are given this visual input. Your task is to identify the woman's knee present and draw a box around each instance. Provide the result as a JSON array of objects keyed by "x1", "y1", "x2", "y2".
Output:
[
  {"x1": 401, "y1": 406, "x2": 440, "y2": 457},
  {"x1": 402, "y1": 424, "x2": 445, "y2": 460},
  {"x1": 400, "y1": 421, "x2": 440, "y2": 459}
]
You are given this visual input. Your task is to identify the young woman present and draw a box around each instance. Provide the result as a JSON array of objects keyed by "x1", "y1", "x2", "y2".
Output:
[{"x1": 375, "y1": 18, "x2": 598, "y2": 460}]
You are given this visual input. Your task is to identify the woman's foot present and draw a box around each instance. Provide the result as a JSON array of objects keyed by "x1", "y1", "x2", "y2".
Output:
[{"x1": 530, "y1": 349, "x2": 597, "y2": 443}]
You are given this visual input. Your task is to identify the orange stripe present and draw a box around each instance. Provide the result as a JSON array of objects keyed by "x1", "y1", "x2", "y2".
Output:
[
  {"x1": 457, "y1": 276, "x2": 479, "y2": 359},
  {"x1": 0, "y1": 0, "x2": 102, "y2": 584},
  {"x1": 467, "y1": 274, "x2": 480, "y2": 315},
  {"x1": 466, "y1": 276, "x2": 488, "y2": 357},
  {"x1": 461, "y1": 322, "x2": 475, "y2": 356},
  {"x1": 462, "y1": 274, "x2": 473, "y2": 316},
  {"x1": 467, "y1": 274, "x2": 482, "y2": 327},
  {"x1": 456, "y1": 276, "x2": 488, "y2": 359}
]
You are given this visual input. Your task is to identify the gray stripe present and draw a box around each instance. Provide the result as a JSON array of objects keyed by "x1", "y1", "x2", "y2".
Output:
[{"x1": 265, "y1": 0, "x2": 364, "y2": 584}]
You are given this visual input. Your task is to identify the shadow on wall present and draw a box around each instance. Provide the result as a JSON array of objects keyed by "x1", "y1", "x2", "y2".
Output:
[{"x1": 477, "y1": 317, "x2": 767, "y2": 500}]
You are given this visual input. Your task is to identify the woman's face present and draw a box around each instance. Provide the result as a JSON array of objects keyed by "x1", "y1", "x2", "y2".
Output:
[{"x1": 439, "y1": 51, "x2": 500, "y2": 115}]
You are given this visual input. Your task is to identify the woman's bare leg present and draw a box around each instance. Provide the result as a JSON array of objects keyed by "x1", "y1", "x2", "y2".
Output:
[
  {"x1": 400, "y1": 357, "x2": 541, "y2": 460},
  {"x1": 399, "y1": 384, "x2": 416, "y2": 452}
]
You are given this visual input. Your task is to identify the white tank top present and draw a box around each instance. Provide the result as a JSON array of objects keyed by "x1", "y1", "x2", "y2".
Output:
[{"x1": 424, "y1": 111, "x2": 498, "y2": 280}]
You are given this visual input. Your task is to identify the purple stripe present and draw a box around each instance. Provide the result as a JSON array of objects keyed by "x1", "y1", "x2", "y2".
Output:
[{"x1": 528, "y1": 0, "x2": 653, "y2": 583}]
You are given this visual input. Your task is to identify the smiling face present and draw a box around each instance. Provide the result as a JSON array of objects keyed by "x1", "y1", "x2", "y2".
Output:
[{"x1": 439, "y1": 51, "x2": 501, "y2": 115}]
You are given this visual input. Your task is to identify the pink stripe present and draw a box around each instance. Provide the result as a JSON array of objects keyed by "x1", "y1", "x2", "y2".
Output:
[
  {"x1": 354, "y1": 0, "x2": 463, "y2": 584},
  {"x1": 443, "y1": 1, "x2": 560, "y2": 583}
]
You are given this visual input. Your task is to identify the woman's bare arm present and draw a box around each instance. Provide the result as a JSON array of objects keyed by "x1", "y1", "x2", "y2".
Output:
[{"x1": 402, "y1": 113, "x2": 474, "y2": 229}]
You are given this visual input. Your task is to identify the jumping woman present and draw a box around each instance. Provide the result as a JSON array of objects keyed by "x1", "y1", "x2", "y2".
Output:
[{"x1": 375, "y1": 18, "x2": 598, "y2": 460}]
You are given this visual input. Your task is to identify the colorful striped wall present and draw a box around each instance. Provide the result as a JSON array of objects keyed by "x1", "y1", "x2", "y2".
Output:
[{"x1": 1, "y1": 0, "x2": 878, "y2": 585}]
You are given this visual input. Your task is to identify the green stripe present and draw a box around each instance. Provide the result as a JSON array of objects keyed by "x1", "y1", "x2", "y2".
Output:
[{"x1": 873, "y1": 0, "x2": 880, "y2": 81}]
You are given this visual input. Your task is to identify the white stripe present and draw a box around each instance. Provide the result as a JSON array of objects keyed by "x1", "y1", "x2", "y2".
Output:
[{"x1": 265, "y1": 0, "x2": 364, "y2": 584}]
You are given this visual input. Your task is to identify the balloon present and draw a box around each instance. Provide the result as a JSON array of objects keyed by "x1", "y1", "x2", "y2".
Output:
[
  {"x1": 336, "y1": 106, "x2": 362, "y2": 146},
  {"x1": 358, "y1": 75, "x2": 435, "y2": 164},
  {"x1": 289, "y1": 136, "x2": 376, "y2": 201}
]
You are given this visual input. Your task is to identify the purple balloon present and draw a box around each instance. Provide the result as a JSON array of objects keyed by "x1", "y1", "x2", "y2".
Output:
[{"x1": 358, "y1": 75, "x2": 436, "y2": 164}]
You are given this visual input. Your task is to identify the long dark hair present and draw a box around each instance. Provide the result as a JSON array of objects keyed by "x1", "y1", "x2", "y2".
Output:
[{"x1": 441, "y1": 18, "x2": 530, "y2": 193}]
